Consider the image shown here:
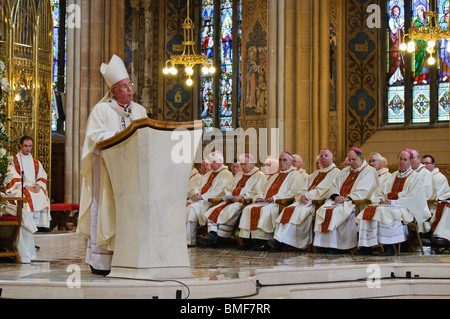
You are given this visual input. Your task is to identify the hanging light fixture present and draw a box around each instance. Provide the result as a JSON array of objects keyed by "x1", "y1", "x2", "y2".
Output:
[
  {"x1": 163, "y1": 0, "x2": 215, "y2": 86},
  {"x1": 400, "y1": 10, "x2": 450, "y2": 66}
]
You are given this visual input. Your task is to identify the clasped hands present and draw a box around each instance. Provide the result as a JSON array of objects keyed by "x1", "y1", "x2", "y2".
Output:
[
  {"x1": 25, "y1": 184, "x2": 41, "y2": 193},
  {"x1": 332, "y1": 195, "x2": 351, "y2": 204}
]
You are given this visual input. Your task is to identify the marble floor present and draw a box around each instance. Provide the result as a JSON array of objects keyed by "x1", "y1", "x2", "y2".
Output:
[{"x1": 1, "y1": 230, "x2": 450, "y2": 299}]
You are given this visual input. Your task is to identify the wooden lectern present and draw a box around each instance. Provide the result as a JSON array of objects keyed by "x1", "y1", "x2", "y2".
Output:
[{"x1": 97, "y1": 118, "x2": 203, "y2": 280}]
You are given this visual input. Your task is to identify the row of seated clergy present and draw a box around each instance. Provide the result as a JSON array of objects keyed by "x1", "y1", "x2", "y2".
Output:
[
  {"x1": 275, "y1": 148, "x2": 432, "y2": 255},
  {"x1": 273, "y1": 147, "x2": 380, "y2": 252},
  {"x1": 189, "y1": 147, "x2": 435, "y2": 256},
  {"x1": 187, "y1": 151, "x2": 309, "y2": 248}
]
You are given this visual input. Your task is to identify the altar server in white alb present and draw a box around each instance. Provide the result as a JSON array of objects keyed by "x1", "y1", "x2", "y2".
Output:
[
  {"x1": 186, "y1": 151, "x2": 233, "y2": 246},
  {"x1": 313, "y1": 147, "x2": 378, "y2": 252},
  {"x1": 270, "y1": 148, "x2": 340, "y2": 251},
  {"x1": 78, "y1": 54, "x2": 148, "y2": 275},
  {"x1": 238, "y1": 152, "x2": 303, "y2": 250},
  {"x1": 199, "y1": 153, "x2": 266, "y2": 247},
  {"x1": 356, "y1": 149, "x2": 431, "y2": 256},
  {"x1": 6, "y1": 136, "x2": 51, "y2": 229}
]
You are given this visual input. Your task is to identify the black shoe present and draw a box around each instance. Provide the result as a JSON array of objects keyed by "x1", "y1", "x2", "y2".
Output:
[
  {"x1": 433, "y1": 237, "x2": 450, "y2": 248},
  {"x1": 251, "y1": 239, "x2": 270, "y2": 251},
  {"x1": 268, "y1": 238, "x2": 283, "y2": 252},
  {"x1": 90, "y1": 265, "x2": 111, "y2": 276},
  {"x1": 238, "y1": 238, "x2": 252, "y2": 250},
  {"x1": 380, "y1": 245, "x2": 395, "y2": 256},
  {"x1": 355, "y1": 247, "x2": 373, "y2": 256},
  {"x1": 198, "y1": 231, "x2": 220, "y2": 247}
]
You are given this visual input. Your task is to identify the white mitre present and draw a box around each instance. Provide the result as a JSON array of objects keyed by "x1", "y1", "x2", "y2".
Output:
[{"x1": 100, "y1": 54, "x2": 129, "y2": 88}]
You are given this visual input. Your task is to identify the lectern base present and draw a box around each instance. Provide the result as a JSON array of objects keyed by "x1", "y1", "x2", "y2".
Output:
[{"x1": 107, "y1": 266, "x2": 194, "y2": 281}]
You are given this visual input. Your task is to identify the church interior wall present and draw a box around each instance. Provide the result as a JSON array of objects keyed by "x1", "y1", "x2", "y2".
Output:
[{"x1": 49, "y1": 0, "x2": 450, "y2": 202}]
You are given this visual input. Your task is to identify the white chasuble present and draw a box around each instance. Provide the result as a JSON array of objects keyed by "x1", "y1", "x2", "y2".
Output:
[
  {"x1": 78, "y1": 99, "x2": 148, "y2": 251},
  {"x1": 314, "y1": 161, "x2": 378, "y2": 233},
  {"x1": 356, "y1": 170, "x2": 431, "y2": 226},
  {"x1": 203, "y1": 167, "x2": 266, "y2": 225},
  {"x1": 239, "y1": 167, "x2": 303, "y2": 237},
  {"x1": 186, "y1": 165, "x2": 233, "y2": 226},
  {"x1": 276, "y1": 164, "x2": 340, "y2": 226}
]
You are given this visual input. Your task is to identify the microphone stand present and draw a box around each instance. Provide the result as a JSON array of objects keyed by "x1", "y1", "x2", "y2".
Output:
[{"x1": 21, "y1": 171, "x2": 24, "y2": 197}]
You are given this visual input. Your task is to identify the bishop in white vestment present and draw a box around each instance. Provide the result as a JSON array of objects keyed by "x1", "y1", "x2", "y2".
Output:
[
  {"x1": 6, "y1": 137, "x2": 50, "y2": 229},
  {"x1": 188, "y1": 166, "x2": 202, "y2": 200},
  {"x1": 186, "y1": 151, "x2": 233, "y2": 246},
  {"x1": 238, "y1": 152, "x2": 303, "y2": 246},
  {"x1": 78, "y1": 55, "x2": 148, "y2": 274},
  {"x1": 271, "y1": 149, "x2": 340, "y2": 250},
  {"x1": 356, "y1": 149, "x2": 431, "y2": 255},
  {"x1": 429, "y1": 188, "x2": 450, "y2": 243},
  {"x1": 199, "y1": 153, "x2": 266, "y2": 247},
  {"x1": 314, "y1": 148, "x2": 378, "y2": 251}
]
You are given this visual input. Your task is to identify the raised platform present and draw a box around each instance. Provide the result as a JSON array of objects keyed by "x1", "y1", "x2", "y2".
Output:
[{"x1": 1, "y1": 232, "x2": 450, "y2": 299}]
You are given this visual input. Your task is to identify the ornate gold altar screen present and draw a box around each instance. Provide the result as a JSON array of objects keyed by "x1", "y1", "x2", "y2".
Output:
[{"x1": 0, "y1": 0, "x2": 53, "y2": 193}]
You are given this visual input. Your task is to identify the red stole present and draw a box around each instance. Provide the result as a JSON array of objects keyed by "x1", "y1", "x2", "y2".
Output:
[
  {"x1": 250, "y1": 172, "x2": 290, "y2": 230},
  {"x1": 201, "y1": 168, "x2": 226, "y2": 195},
  {"x1": 387, "y1": 170, "x2": 413, "y2": 200},
  {"x1": 321, "y1": 165, "x2": 367, "y2": 232},
  {"x1": 431, "y1": 202, "x2": 450, "y2": 233},
  {"x1": 280, "y1": 168, "x2": 334, "y2": 224},
  {"x1": 340, "y1": 165, "x2": 367, "y2": 197},
  {"x1": 362, "y1": 206, "x2": 378, "y2": 221},
  {"x1": 232, "y1": 170, "x2": 259, "y2": 196},
  {"x1": 207, "y1": 171, "x2": 258, "y2": 223}
]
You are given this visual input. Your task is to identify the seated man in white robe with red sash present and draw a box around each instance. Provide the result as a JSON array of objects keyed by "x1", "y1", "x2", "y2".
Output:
[
  {"x1": 369, "y1": 152, "x2": 391, "y2": 186},
  {"x1": 270, "y1": 148, "x2": 340, "y2": 251},
  {"x1": 186, "y1": 151, "x2": 233, "y2": 246},
  {"x1": 188, "y1": 165, "x2": 202, "y2": 200},
  {"x1": 199, "y1": 153, "x2": 266, "y2": 247},
  {"x1": 314, "y1": 147, "x2": 378, "y2": 253},
  {"x1": 238, "y1": 151, "x2": 303, "y2": 250},
  {"x1": 6, "y1": 136, "x2": 51, "y2": 229},
  {"x1": 427, "y1": 186, "x2": 450, "y2": 248},
  {"x1": 356, "y1": 149, "x2": 431, "y2": 256}
]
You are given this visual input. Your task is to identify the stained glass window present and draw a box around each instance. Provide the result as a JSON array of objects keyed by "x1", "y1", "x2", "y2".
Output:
[
  {"x1": 385, "y1": 0, "x2": 450, "y2": 125},
  {"x1": 51, "y1": 0, "x2": 66, "y2": 132},
  {"x1": 201, "y1": 0, "x2": 214, "y2": 132},
  {"x1": 387, "y1": 0, "x2": 406, "y2": 124},
  {"x1": 388, "y1": 86, "x2": 406, "y2": 123},
  {"x1": 201, "y1": 0, "x2": 242, "y2": 132}
]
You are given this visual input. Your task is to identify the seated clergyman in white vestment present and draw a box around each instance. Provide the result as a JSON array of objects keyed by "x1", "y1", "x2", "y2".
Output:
[
  {"x1": 238, "y1": 152, "x2": 303, "y2": 250},
  {"x1": 429, "y1": 187, "x2": 450, "y2": 246},
  {"x1": 188, "y1": 165, "x2": 202, "y2": 200},
  {"x1": 356, "y1": 149, "x2": 431, "y2": 256},
  {"x1": 199, "y1": 153, "x2": 266, "y2": 248},
  {"x1": 313, "y1": 148, "x2": 378, "y2": 253},
  {"x1": 6, "y1": 136, "x2": 51, "y2": 229},
  {"x1": 0, "y1": 195, "x2": 38, "y2": 263},
  {"x1": 186, "y1": 151, "x2": 233, "y2": 246},
  {"x1": 368, "y1": 152, "x2": 391, "y2": 186},
  {"x1": 269, "y1": 148, "x2": 340, "y2": 251},
  {"x1": 78, "y1": 55, "x2": 148, "y2": 275}
]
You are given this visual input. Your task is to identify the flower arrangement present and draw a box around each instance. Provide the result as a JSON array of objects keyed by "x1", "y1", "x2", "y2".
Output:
[{"x1": 0, "y1": 57, "x2": 15, "y2": 188}]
